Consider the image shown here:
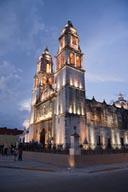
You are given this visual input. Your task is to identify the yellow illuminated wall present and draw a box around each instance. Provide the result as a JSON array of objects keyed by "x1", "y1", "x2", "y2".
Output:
[{"x1": 0, "y1": 135, "x2": 20, "y2": 146}]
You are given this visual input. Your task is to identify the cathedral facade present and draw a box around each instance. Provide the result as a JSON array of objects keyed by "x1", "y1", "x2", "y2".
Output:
[{"x1": 26, "y1": 21, "x2": 128, "y2": 150}]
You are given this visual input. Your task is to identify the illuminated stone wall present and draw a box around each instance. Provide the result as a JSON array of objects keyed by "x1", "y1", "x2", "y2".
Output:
[
  {"x1": 86, "y1": 98, "x2": 128, "y2": 129},
  {"x1": 86, "y1": 98, "x2": 128, "y2": 149}
]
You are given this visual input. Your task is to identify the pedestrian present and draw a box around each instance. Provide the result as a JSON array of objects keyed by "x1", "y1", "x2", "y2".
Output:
[
  {"x1": 18, "y1": 143, "x2": 23, "y2": 161},
  {"x1": 13, "y1": 148, "x2": 18, "y2": 161},
  {"x1": 3, "y1": 143, "x2": 8, "y2": 156},
  {"x1": 1, "y1": 144, "x2": 4, "y2": 155},
  {"x1": 10, "y1": 144, "x2": 14, "y2": 155}
]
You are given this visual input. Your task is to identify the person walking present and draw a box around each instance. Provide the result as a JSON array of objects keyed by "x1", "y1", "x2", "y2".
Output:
[
  {"x1": 3, "y1": 143, "x2": 8, "y2": 156},
  {"x1": 13, "y1": 148, "x2": 18, "y2": 161},
  {"x1": 18, "y1": 143, "x2": 23, "y2": 161}
]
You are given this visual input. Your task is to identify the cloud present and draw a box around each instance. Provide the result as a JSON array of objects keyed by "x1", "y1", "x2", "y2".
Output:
[
  {"x1": 19, "y1": 98, "x2": 31, "y2": 130},
  {"x1": 86, "y1": 72, "x2": 124, "y2": 83},
  {"x1": 0, "y1": 11, "x2": 17, "y2": 42},
  {"x1": 22, "y1": 119, "x2": 30, "y2": 129},
  {"x1": 16, "y1": 15, "x2": 46, "y2": 54},
  {"x1": 0, "y1": 60, "x2": 22, "y2": 93},
  {"x1": 0, "y1": 60, "x2": 19, "y2": 76},
  {"x1": 82, "y1": 13, "x2": 128, "y2": 84},
  {"x1": 0, "y1": 0, "x2": 46, "y2": 56},
  {"x1": 19, "y1": 98, "x2": 31, "y2": 112}
]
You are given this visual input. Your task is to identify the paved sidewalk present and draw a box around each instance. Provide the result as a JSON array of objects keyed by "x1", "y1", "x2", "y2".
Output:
[
  {"x1": 1, "y1": 154, "x2": 128, "y2": 175},
  {"x1": 0, "y1": 155, "x2": 61, "y2": 172}
]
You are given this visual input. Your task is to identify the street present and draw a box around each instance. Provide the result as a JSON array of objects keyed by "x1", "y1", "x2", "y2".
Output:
[{"x1": 0, "y1": 166, "x2": 128, "y2": 192}]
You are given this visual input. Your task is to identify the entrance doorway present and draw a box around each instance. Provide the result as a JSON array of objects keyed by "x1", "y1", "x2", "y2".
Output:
[
  {"x1": 108, "y1": 138, "x2": 111, "y2": 148},
  {"x1": 40, "y1": 128, "x2": 45, "y2": 147},
  {"x1": 97, "y1": 136, "x2": 101, "y2": 145},
  {"x1": 121, "y1": 137, "x2": 124, "y2": 146}
]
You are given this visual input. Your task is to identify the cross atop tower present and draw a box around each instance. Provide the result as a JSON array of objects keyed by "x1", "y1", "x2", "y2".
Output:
[{"x1": 65, "y1": 20, "x2": 73, "y2": 27}]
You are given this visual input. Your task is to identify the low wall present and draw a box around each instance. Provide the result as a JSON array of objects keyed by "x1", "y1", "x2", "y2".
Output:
[
  {"x1": 23, "y1": 151, "x2": 70, "y2": 167},
  {"x1": 73, "y1": 153, "x2": 128, "y2": 167},
  {"x1": 23, "y1": 151, "x2": 128, "y2": 168}
]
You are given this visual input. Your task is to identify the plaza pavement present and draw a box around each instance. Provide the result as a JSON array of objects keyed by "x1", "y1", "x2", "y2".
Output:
[
  {"x1": 1, "y1": 153, "x2": 128, "y2": 175},
  {"x1": 1, "y1": 154, "x2": 128, "y2": 192}
]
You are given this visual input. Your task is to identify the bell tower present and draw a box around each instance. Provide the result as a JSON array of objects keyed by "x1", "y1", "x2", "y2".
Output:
[
  {"x1": 35, "y1": 47, "x2": 53, "y2": 91},
  {"x1": 30, "y1": 48, "x2": 54, "y2": 112},
  {"x1": 55, "y1": 21, "x2": 87, "y2": 146},
  {"x1": 29, "y1": 48, "x2": 54, "y2": 143}
]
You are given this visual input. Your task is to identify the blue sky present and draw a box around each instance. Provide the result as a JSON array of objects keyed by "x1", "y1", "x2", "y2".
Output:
[{"x1": 0, "y1": 0, "x2": 128, "y2": 129}]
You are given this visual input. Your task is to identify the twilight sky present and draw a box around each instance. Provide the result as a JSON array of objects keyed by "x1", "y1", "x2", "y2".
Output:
[{"x1": 0, "y1": 0, "x2": 128, "y2": 130}]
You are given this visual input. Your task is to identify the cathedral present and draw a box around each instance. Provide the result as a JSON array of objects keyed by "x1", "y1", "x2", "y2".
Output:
[{"x1": 26, "y1": 21, "x2": 128, "y2": 150}]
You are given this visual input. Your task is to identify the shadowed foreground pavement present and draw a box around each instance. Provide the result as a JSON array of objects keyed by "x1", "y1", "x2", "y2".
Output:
[{"x1": 0, "y1": 155, "x2": 128, "y2": 192}]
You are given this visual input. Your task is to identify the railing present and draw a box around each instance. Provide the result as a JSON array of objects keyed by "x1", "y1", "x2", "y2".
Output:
[
  {"x1": 23, "y1": 143, "x2": 69, "y2": 154},
  {"x1": 22, "y1": 143, "x2": 128, "y2": 155},
  {"x1": 81, "y1": 146, "x2": 128, "y2": 155}
]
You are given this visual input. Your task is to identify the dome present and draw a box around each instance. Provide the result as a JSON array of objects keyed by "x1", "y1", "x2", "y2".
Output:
[
  {"x1": 118, "y1": 93, "x2": 124, "y2": 101},
  {"x1": 43, "y1": 47, "x2": 50, "y2": 55},
  {"x1": 113, "y1": 93, "x2": 128, "y2": 109},
  {"x1": 38, "y1": 48, "x2": 52, "y2": 62},
  {"x1": 61, "y1": 20, "x2": 78, "y2": 36}
]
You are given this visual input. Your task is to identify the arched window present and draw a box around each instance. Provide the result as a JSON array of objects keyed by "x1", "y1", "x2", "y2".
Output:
[
  {"x1": 61, "y1": 53, "x2": 65, "y2": 65},
  {"x1": 37, "y1": 62, "x2": 41, "y2": 72},
  {"x1": 48, "y1": 78, "x2": 52, "y2": 85},
  {"x1": 76, "y1": 56, "x2": 81, "y2": 67},
  {"x1": 50, "y1": 102, "x2": 52, "y2": 112},
  {"x1": 69, "y1": 53, "x2": 75, "y2": 64},
  {"x1": 56, "y1": 58, "x2": 60, "y2": 70},
  {"x1": 34, "y1": 78, "x2": 36, "y2": 88},
  {"x1": 35, "y1": 78, "x2": 38, "y2": 87},
  {"x1": 72, "y1": 37, "x2": 77, "y2": 45},
  {"x1": 43, "y1": 106, "x2": 46, "y2": 115},
  {"x1": 43, "y1": 76, "x2": 47, "y2": 85},
  {"x1": 60, "y1": 38, "x2": 64, "y2": 47},
  {"x1": 46, "y1": 64, "x2": 51, "y2": 73}
]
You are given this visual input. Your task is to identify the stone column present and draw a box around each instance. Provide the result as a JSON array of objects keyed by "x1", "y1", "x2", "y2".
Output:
[
  {"x1": 69, "y1": 127, "x2": 81, "y2": 168},
  {"x1": 69, "y1": 126, "x2": 81, "y2": 155}
]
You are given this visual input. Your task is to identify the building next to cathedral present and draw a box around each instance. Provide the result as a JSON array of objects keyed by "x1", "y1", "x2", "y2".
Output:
[{"x1": 25, "y1": 21, "x2": 128, "y2": 150}]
